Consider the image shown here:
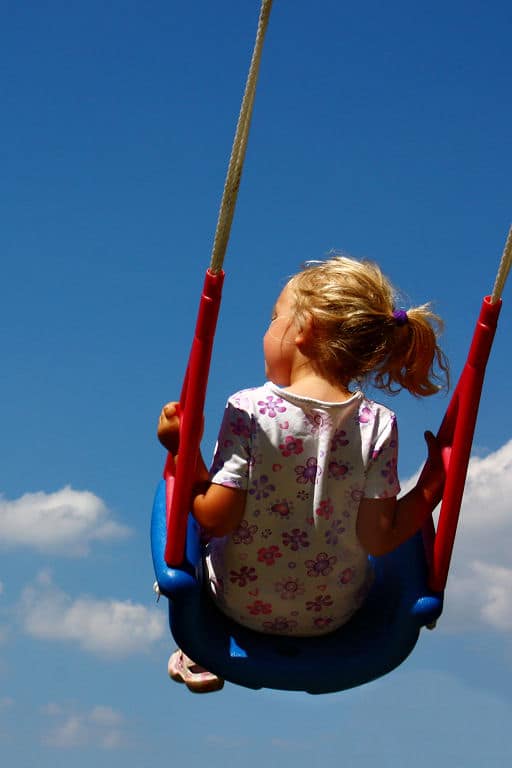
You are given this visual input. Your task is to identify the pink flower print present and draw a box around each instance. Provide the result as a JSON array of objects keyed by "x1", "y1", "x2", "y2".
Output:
[
  {"x1": 257, "y1": 396, "x2": 286, "y2": 418},
  {"x1": 257, "y1": 545, "x2": 283, "y2": 566},
  {"x1": 279, "y1": 435, "x2": 304, "y2": 457},
  {"x1": 306, "y1": 594, "x2": 334, "y2": 612},
  {"x1": 229, "y1": 566, "x2": 257, "y2": 587},
  {"x1": 295, "y1": 457, "x2": 320, "y2": 485},
  {"x1": 247, "y1": 600, "x2": 272, "y2": 615},
  {"x1": 269, "y1": 500, "x2": 293, "y2": 520},
  {"x1": 262, "y1": 617, "x2": 298, "y2": 634},
  {"x1": 331, "y1": 429, "x2": 349, "y2": 450},
  {"x1": 230, "y1": 416, "x2": 251, "y2": 437},
  {"x1": 325, "y1": 520, "x2": 346, "y2": 546},
  {"x1": 338, "y1": 567, "x2": 355, "y2": 585},
  {"x1": 305, "y1": 552, "x2": 337, "y2": 577},
  {"x1": 275, "y1": 577, "x2": 305, "y2": 600},
  {"x1": 232, "y1": 520, "x2": 258, "y2": 545},
  {"x1": 282, "y1": 528, "x2": 310, "y2": 551},
  {"x1": 358, "y1": 405, "x2": 375, "y2": 424},
  {"x1": 381, "y1": 458, "x2": 398, "y2": 486},
  {"x1": 305, "y1": 412, "x2": 330, "y2": 433},
  {"x1": 313, "y1": 617, "x2": 334, "y2": 630},
  {"x1": 344, "y1": 486, "x2": 364, "y2": 510},
  {"x1": 316, "y1": 499, "x2": 334, "y2": 519},
  {"x1": 249, "y1": 474, "x2": 276, "y2": 500},
  {"x1": 328, "y1": 460, "x2": 351, "y2": 480}
]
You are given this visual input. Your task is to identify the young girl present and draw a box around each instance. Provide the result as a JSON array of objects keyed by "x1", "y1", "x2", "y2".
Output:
[{"x1": 158, "y1": 255, "x2": 449, "y2": 693}]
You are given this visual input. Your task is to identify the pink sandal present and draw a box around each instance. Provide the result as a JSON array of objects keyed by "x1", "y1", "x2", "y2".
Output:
[{"x1": 168, "y1": 650, "x2": 224, "y2": 693}]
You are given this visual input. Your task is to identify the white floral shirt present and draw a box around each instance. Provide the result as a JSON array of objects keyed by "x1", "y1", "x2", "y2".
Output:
[{"x1": 205, "y1": 382, "x2": 400, "y2": 636}]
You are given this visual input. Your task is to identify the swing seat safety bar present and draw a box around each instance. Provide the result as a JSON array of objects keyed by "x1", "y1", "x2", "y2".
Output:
[
  {"x1": 163, "y1": 269, "x2": 224, "y2": 567},
  {"x1": 424, "y1": 296, "x2": 502, "y2": 593}
]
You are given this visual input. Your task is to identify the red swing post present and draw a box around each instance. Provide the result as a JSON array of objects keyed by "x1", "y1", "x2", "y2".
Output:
[
  {"x1": 424, "y1": 296, "x2": 502, "y2": 593},
  {"x1": 163, "y1": 269, "x2": 225, "y2": 567},
  {"x1": 423, "y1": 227, "x2": 511, "y2": 591}
]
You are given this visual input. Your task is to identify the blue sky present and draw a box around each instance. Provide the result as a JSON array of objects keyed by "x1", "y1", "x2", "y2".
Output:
[{"x1": 1, "y1": 1, "x2": 511, "y2": 765}]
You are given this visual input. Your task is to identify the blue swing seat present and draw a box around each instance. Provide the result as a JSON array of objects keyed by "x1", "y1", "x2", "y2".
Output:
[{"x1": 151, "y1": 477, "x2": 443, "y2": 694}]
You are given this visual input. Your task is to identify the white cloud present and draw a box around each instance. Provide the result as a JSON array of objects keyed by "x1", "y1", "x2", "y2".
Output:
[
  {"x1": 41, "y1": 703, "x2": 126, "y2": 749},
  {"x1": 0, "y1": 486, "x2": 131, "y2": 556},
  {"x1": 476, "y1": 563, "x2": 512, "y2": 631},
  {"x1": 405, "y1": 439, "x2": 512, "y2": 634},
  {"x1": 89, "y1": 705, "x2": 123, "y2": 727},
  {"x1": 20, "y1": 572, "x2": 165, "y2": 657}
]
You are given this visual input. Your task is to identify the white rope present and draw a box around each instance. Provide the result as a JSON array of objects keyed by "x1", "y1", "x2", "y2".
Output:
[
  {"x1": 491, "y1": 225, "x2": 512, "y2": 303},
  {"x1": 209, "y1": 0, "x2": 273, "y2": 274}
]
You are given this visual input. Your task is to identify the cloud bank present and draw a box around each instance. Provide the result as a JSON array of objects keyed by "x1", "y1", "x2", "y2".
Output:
[
  {"x1": 0, "y1": 486, "x2": 131, "y2": 556},
  {"x1": 41, "y1": 703, "x2": 127, "y2": 749},
  {"x1": 440, "y1": 440, "x2": 512, "y2": 633},
  {"x1": 405, "y1": 439, "x2": 512, "y2": 635},
  {"x1": 20, "y1": 572, "x2": 165, "y2": 657}
]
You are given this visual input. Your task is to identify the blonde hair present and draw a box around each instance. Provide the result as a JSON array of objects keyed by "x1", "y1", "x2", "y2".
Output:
[{"x1": 288, "y1": 256, "x2": 449, "y2": 397}]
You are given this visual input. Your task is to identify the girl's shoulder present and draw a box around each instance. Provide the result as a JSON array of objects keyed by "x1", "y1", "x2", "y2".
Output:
[
  {"x1": 226, "y1": 383, "x2": 275, "y2": 410},
  {"x1": 227, "y1": 383, "x2": 314, "y2": 422},
  {"x1": 357, "y1": 395, "x2": 397, "y2": 431},
  {"x1": 225, "y1": 386, "x2": 397, "y2": 429}
]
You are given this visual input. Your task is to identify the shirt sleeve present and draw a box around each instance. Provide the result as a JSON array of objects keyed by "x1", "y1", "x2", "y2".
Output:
[
  {"x1": 209, "y1": 397, "x2": 253, "y2": 490},
  {"x1": 363, "y1": 412, "x2": 401, "y2": 499}
]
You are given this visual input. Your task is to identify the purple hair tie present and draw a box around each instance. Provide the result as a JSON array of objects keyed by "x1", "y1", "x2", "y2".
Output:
[{"x1": 392, "y1": 309, "x2": 408, "y2": 326}]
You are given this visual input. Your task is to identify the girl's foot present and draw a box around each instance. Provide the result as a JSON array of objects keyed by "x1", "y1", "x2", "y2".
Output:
[{"x1": 168, "y1": 649, "x2": 224, "y2": 693}]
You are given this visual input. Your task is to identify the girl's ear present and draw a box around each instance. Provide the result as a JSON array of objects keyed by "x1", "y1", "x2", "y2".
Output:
[{"x1": 294, "y1": 312, "x2": 314, "y2": 350}]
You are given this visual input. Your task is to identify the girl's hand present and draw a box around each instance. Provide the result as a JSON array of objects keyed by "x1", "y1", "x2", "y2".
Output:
[
  {"x1": 157, "y1": 402, "x2": 181, "y2": 455},
  {"x1": 417, "y1": 430, "x2": 445, "y2": 509},
  {"x1": 356, "y1": 430, "x2": 446, "y2": 557}
]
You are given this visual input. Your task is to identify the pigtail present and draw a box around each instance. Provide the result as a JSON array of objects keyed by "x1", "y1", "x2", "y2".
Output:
[
  {"x1": 374, "y1": 305, "x2": 449, "y2": 397},
  {"x1": 289, "y1": 256, "x2": 449, "y2": 398}
]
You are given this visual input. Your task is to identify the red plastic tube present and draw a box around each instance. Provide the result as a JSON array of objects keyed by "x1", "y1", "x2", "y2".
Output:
[
  {"x1": 164, "y1": 269, "x2": 225, "y2": 567},
  {"x1": 427, "y1": 296, "x2": 502, "y2": 592}
]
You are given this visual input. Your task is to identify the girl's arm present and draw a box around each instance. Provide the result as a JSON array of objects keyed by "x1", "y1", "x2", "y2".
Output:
[
  {"x1": 157, "y1": 402, "x2": 246, "y2": 537},
  {"x1": 192, "y1": 456, "x2": 246, "y2": 536},
  {"x1": 356, "y1": 431, "x2": 444, "y2": 557}
]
